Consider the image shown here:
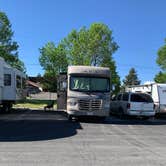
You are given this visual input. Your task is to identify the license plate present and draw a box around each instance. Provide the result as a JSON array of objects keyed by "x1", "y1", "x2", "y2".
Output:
[{"x1": 87, "y1": 112, "x2": 94, "y2": 115}]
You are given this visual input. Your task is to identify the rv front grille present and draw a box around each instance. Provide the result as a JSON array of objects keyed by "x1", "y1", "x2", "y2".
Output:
[{"x1": 78, "y1": 99, "x2": 102, "y2": 111}]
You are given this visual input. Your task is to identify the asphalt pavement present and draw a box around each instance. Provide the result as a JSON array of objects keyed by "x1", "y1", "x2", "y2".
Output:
[{"x1": 0, "y1": 109, "x2": 166, "y2": 166}]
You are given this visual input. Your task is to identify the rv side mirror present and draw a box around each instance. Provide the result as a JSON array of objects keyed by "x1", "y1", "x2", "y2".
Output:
[{"x1": 112, "y1": 85, "x2": 115, "y2": 91}]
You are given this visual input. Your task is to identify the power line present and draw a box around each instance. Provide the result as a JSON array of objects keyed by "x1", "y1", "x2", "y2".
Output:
[
  {"x1": 26, "y1": 63, "x2": 160, "y2": 71},
  {"x1": 117, "y1": 63, "x2": 159, "y2": 70}
]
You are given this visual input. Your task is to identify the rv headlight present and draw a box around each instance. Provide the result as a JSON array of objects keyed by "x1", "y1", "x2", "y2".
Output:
[
  {"x1": 67, "y1": 99, "x2": 77, "y2": 106},
  {"x1": 69, "y1": 101, "x2": 77, "y2": 106}
]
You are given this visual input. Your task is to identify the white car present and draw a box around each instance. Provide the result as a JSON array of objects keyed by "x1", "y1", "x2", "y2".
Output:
[{"x1": 110, "y1": 92, "x2": 155, "y2": 118}]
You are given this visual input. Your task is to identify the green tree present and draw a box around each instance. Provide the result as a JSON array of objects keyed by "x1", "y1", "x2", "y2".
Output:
[
  {"x1": 154, "y1": 71, "x2": 166, "y2": 83},
  {"x1": 39, "y1": 23, "x2": 120, "y2": 93},
  {"x1": 39, "y1": 42, "x2": 68, "y2": 75},
  {"x1": 41, "y1": 72, "x2": 57, "y2": 92},
  {"x1": 63, "y1": 27, "x2": 89, "y2": 65},
  {"x1": 0, "y1": 11, "x2": 25, "y2": 71},
  {"x1": 154, "y1": 39, "x2": 166, "y2": 82},
  {"x1": 123, "y1": 68, "x2": 141, "y2": 86},
  {"x1": 63, "y1": 23, "x2": 120, "y2": 94},
  {"x1": 39, "y1": 42, "x2": 68, "y2": 91}
]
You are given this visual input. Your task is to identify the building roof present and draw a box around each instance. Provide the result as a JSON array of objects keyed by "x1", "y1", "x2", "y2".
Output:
[{"x1": 26, "y1": 80, "x2": 42, "y2": 89}]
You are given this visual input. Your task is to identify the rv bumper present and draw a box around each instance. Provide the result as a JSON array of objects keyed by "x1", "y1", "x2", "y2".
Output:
[{"x1": 67, "y1": 110, "x2": 109, "y2": 117}]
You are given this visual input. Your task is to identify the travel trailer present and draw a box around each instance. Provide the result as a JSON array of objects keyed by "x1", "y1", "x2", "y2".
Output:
[
  {"x1": 0, "y1": 57, "x2": 26, "y2": 112},
  {"x1": 57, "y1": 66, "x2": 111, "y2": 120},
  {"x1": 126, "y1": 83, "x2": 166, "y2": 113}
]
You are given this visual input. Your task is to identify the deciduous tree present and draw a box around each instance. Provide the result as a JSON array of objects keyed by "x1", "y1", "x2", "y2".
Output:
[
  {"x1": 39, "y1": 23, "x2": 120, "y2": 93},
  {"x1": 39, "y1": 42, "x2": 68, "y2": 75},
  {"x1": 63, "y1": 23, "x2": 120, "y2": 94},
  {"x1": 39, "y1": 42, "x2": 68, "y2": 91},
  {"x1": 0, "y1": 11, "x2": 25, "y2": 71},
  {"x1": 154, "y1": 39, "x2": 166, "y2": 83}
]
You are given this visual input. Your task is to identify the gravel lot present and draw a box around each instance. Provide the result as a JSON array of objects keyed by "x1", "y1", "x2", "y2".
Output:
[{"x1": 0, "y1": 110, "x2": 166, "y2": 166}]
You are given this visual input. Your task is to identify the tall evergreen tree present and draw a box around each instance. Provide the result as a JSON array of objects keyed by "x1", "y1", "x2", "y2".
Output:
[
  {"x1": 154, "y1": 71, "x2": 166, "y2": 83},
  {"x1": 123, "y1": 68, "x2": 141, "y2": 86}
]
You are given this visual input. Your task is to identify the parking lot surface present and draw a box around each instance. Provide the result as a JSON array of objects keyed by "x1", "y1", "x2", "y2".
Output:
[{"x1": 0, "y1": 109, "x2": 166, "y2": 166}]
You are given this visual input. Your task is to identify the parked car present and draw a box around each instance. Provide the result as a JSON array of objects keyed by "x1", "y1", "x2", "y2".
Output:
[
  {"x1": 110, "y1": 92, "x2": 155, "y2": 119},
  {"x1": 126, "y1": 83, "x2": 166, "y2": 114}
]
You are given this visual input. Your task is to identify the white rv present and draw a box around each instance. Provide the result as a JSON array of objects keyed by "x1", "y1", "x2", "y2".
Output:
[
  {"x1": 57, "y1": 66, "x2": 111, "y2": 120},
  {"x1": 0, "y1": 57, "x2": 26, "y2": 112},
  {"x1": 126, "y1": 83, "x2": 166, "y2": 114}
]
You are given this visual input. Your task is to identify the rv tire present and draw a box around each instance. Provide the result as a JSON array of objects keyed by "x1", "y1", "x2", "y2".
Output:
[
  {"x1": 3, "y1": 103, "x2": 12, "y2": 113},
  {"x1": 118, "y1": 107, "x2": 125, "y2": 119},
  {"x1": 68, "y1": 115, "x2": 73, "y2": 121}
]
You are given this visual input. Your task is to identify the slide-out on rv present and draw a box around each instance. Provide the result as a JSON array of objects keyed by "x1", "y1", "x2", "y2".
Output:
[
  {"x1": 0, "y1": 57, "x2": 26, "y2": 112},
  {"x1": 126, "y1": 83, "x2": 166, "y2": 114},
  {"x1": 57, "y1": 66, "x2": 111, "y2": 120}
]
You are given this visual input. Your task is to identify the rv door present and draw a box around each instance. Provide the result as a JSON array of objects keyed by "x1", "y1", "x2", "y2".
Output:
[{"x1": 57, "y1": 74, "x2": 67, "y2": 111}]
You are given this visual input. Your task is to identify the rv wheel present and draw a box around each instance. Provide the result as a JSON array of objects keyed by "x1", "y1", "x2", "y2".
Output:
[
  {"x1": 100, "y1": 117, "x2": 106, "y2": 122},
  {"x1": 141, "y1": 116, "x2": 150, "y2": 120},
  {"x1": 3, "y1": 104, "x2": 12, "y2": 113},
  {"x1": 118, "y1": 108, "x2": 125, "y2": 119},
  {"x1": 68, "y1": 115, "x2": 73, "y2": 121}
]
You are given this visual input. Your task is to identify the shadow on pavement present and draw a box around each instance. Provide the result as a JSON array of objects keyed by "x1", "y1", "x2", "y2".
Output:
[
  {"x1": 76, "y1": 116, "x2": 107, "y2": 123},
  {"x1": 76, "y1": 115, "x2": 166, "y2": 125},
  {"x1": 104, "y1": 115, "x2": 166, "y2": 125},
  {"x1": 155, "y1": 113, "x2": 166, "y2": 119},
  {"x1": 0, "y1": 109, "x2": 82, "y2": 142}
]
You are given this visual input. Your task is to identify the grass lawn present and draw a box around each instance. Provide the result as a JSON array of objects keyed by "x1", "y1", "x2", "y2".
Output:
[{"x1": 13, "y1": 99, "x2": 57, "y2": 110}]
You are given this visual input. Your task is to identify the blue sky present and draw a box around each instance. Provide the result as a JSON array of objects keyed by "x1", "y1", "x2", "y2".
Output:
[{"x1": 0, "y1": 0, "x2": 166, "y2": 83}]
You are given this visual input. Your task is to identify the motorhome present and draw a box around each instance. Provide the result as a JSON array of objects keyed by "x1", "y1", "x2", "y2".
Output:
[
  {"x1": 57, "y1": 66, "x2": 111, "y2": 120},
  {"x1": 0, "y1": 57, "x2": 26, "y2": 112},
  {"x1": 126, "y1": 83, "x2": 166, "y2": 113}
]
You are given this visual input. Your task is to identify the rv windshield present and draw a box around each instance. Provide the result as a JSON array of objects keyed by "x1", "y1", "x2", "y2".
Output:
[{"x1": 70, "y1": 76, "x2": 110, "y2": 92}]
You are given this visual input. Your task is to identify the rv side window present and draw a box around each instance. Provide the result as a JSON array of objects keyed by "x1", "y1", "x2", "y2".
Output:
[
  {"x1": 22, "y1": 78, "x2": 26, "y2": 88},
  {"x1": 16, "y1": 75, "x2": 21, "y2": 88},
  {"x1": 4, "y1": 74, "x2": 11, "y2": 86},
  {"x1": 131, "y1": 93, "x2": 153, "y2": 102}
]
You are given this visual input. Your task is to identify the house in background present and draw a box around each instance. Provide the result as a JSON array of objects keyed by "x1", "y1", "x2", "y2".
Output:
[{"x1": 26, "y1": 80, "x2": 43, "y2": 94}]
